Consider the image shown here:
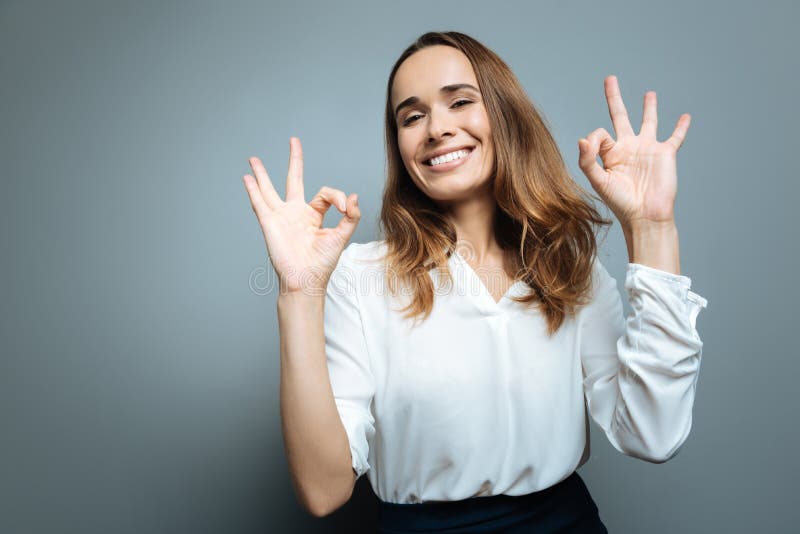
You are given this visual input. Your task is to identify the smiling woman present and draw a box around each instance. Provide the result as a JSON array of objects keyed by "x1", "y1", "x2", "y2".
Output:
[
  {"x1": 380, "y1": 34, "x2": 611, "y2": 333},
  {"x1": 243, "y1": 29, "x2": 708, "y2": 533}
]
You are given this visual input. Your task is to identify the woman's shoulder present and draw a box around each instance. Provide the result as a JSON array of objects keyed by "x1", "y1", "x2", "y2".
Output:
[
  {"x1": 332, "y1": 240, "x2": 389, "y2": 287},
  {"x1": 342, "y1": 239, "x2": 389, "y2": 266},
  {"x1": 330, "y1": 240, "x2": 391, "y2": 303}
]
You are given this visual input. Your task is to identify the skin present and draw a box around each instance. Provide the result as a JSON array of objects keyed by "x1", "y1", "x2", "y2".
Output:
[
  {"x1": 242, "y1": 140, "x2": 360, "y2": 297},
  {"x1": 577, "y1": 76, "x2": 691, "y2": 275}
]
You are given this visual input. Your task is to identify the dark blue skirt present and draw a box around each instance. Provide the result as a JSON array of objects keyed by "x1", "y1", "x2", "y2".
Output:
[{"x1": 377, "y1": 471, "x2": 608, "y2": 533}]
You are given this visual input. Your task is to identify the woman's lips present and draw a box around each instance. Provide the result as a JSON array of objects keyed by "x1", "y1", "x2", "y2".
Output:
[{"x1": 423, "y1": 147, "x2": 474, "y2": 172}]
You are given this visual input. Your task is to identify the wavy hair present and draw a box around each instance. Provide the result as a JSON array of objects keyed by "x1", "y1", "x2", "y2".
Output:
[{"x1": 377, "y1": 31, "x2": 613, "y2": 336}]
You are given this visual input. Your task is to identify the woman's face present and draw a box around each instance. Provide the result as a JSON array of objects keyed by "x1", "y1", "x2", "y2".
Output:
[{"x1": 391, "y1": 45, "x2": 495, "y2": 205}]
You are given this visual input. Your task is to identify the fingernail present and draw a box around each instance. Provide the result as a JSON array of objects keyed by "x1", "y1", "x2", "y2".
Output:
[{"x1": 354, "y1": 195, "x2": 359, "y2": 206}]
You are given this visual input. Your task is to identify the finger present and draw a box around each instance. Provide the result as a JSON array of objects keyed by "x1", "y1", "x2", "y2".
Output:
[
  {"x1": 665, "y1": 113, "x2": 691, "y2": 152},
  {"x1": 308, "y1": 186, "x2": 348, "y2": 216},
  {"x1": 640, "y1": 90, "x2": 658, "y2": 139},
  {"x1": 333, "y1": 193, "x2": 361, "y2": 242},
  {"x1": 242, "y1": 174, "x2": 271, "y2": 221},
  {"x1": 589, "y1": 127, "x2": 616, "y2": 158},
  {"x1": 286, "y1": 136, "x2": 305, "y2": 202},
  {"x1": 604, "y1": 75, "x2": 635, "y2": 138},
  {"x1": 248, "y1": 156, "x2": 283, "y2": 209},
  {"x1": 577, "y1": 130, "x2": 613, "y2": 191}
]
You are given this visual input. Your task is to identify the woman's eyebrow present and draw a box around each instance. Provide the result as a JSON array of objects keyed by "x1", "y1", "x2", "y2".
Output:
[{"x1": 394, "y1": 83, "x2": 480, "y2": 119}]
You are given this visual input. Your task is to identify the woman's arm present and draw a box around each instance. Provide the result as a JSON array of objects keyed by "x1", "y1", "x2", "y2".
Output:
[
  {"x1": 576, "y1": 76, "x2": 709, "y2": 460},
  {"x1": 278, "y1": 292, "x2": 356, "y2": 517},
  {"x1": 580, "y1": 257, "x2": 708, "y2": 462},
  {"x1": 241, "y1": 137, "x2": 363, "y2": 517}
]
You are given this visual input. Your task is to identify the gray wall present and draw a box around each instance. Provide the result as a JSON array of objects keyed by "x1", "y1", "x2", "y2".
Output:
[{"x1": 2, "y1": 0, "x2": 797, "y2": 532}]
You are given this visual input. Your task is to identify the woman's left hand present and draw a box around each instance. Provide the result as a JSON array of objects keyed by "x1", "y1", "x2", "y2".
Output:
[{"x1": 577, "y1": 75, "x2": 690, "y2": 231}]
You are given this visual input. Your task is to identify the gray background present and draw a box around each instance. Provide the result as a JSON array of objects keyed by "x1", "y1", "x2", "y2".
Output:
[{"x1": 2, "y1": 0, "x2": 797, "y2": 532}]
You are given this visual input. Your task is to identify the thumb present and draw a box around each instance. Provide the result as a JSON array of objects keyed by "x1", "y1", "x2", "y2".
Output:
[
  {"x1": 578, "y1": 135, "x2": 611, "y2": 191},
  {"x1": 334, "y1": 193, "x2": 361, "y2": 241}
]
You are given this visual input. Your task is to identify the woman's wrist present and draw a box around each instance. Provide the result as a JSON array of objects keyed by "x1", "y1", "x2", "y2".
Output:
[{"x1": 622, "y1": 220, "x2": 681, "y2": 275}]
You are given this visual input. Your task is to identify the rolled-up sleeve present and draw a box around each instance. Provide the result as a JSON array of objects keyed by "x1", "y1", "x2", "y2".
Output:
[
  {"x1": 580, "y1": 258, "x2": 709, "y2": 463},
  {"x1": 324, "y1": 244, "x2": 376, "y2": 479}
]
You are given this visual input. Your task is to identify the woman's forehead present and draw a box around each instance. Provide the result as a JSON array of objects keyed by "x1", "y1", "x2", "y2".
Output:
[{"x1": 392, "y1": 46, "x2": 478, "y2": 106}]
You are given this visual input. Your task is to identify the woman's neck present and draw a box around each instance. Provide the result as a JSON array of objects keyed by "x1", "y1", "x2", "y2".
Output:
[{"x1": 444, "y1": 193, "x2": 500, "y2": 264}]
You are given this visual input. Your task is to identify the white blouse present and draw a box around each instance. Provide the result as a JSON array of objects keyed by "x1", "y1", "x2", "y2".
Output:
[{"x1": 324, "y1": 240, "x2": 708, "y2": 504}]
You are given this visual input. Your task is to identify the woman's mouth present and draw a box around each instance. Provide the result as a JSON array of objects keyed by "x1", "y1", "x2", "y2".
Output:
[{"x1": 423, "y1": 147, "x2": 474, "y2": 172}]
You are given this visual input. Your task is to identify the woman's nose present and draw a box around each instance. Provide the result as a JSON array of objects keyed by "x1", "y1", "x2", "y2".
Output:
[{"x1": 426, "y1": 110, "x2": 454, "y2": 142}]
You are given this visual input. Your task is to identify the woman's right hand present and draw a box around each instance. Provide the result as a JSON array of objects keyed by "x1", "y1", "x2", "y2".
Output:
[{"x1": 242, "y1": 137, "x2": 361, "y2": 296}]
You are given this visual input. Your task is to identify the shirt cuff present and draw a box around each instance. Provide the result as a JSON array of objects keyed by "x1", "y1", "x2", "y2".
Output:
[
  {"x1": 626, "y1": 263, "x2": 709, "y2": 335},
  {"x1": 627, "y1": 263, "x2": 708, "y2": 308}
]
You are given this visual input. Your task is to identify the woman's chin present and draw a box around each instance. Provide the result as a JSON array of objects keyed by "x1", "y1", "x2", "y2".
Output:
[{"x1": 421, "y1": 179, "x2": 495, "y2": 204}]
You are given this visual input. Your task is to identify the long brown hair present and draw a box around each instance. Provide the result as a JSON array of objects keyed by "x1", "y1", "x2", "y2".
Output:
[{"x1": 377, "y1": 31, "x2": 612, "y2": 336}]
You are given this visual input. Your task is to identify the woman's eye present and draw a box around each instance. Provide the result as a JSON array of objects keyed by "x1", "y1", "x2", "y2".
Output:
[
  {"x1": 402, "y1": 114, "x2": 422, "y2": 126},
  {"x1": 401, "y1": 100, "x2": 472, "y2": 127}
]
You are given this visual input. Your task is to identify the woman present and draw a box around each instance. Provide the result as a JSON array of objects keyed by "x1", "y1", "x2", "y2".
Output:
[{"x1": 243, "y1": 31, "x2": 708, "y2": 533}]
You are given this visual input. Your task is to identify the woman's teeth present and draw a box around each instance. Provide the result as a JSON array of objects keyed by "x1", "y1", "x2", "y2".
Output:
[{"x1": 428, "y1": 149, "x2": 470, "y2": 166}]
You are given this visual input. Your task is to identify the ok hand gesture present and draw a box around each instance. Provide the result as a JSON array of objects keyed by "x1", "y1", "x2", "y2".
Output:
[
  {"x1": 577, "y1": 75, "x2": 691, "y2": 231},
  {"x1": 243, "y1": 137, "x2": 361, "y2": 295}
]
